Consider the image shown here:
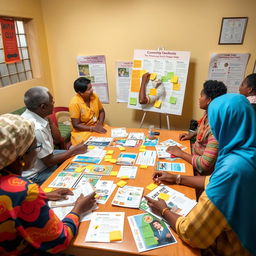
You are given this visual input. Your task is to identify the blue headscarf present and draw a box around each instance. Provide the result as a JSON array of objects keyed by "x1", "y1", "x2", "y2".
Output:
[{"x1": 206, "y1": 93, "x2": 256, "y2": 255}]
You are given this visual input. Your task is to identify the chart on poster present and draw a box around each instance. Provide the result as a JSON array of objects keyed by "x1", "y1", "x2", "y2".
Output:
[{"x1": 128, "y1": 49, "x2": 190, "y2": 115}]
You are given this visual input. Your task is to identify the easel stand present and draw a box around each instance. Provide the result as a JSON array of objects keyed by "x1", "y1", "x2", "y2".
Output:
[{"x1": 139, "y1": 111, "x2": 170, "y2": 130}]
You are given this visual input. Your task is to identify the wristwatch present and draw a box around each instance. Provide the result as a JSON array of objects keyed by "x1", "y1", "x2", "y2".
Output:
[{"x1": 176, "y1": 174, "x2": 181, "y2": 185}]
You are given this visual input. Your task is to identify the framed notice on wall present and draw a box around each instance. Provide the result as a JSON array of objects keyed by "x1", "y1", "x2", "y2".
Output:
[{"x1": 218, "y1": 17, "x2": 248, "y2": 45}]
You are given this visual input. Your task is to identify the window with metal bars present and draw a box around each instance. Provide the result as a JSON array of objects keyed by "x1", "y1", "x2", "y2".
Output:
[{"x1": 0, "y1": 19, "x2": 33, "y2": 87}]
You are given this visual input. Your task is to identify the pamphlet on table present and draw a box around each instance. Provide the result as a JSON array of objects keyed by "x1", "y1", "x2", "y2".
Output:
[
  {"x1": 117, "y1": 166, "x2": 138, "y2": 179},
  {"x1": 140, "y1": 185, "x2": 197, "y2": 218},
  {"x1": 127, "y1": 132, "x2": 145, "y2": 140},
  {"x1": 85, "y1": 136, "x2": 113, "y2": 147},
  {"x1": 128, "y1": 213, "x2": 177, "y2": 252},
  {"x1": 73, "y1": 174, "x2": 101, "y2": 188},
  {"x1": 116, "y1": 153, "x2": 137, "y2": 165},
  {"x1": 111, "y1": 128, "x2": 128, "y2": 138},
  {"x1": 136, "y1": 150, "x2": 156, "y2": 166},
  {"x1": 72, "y1": 148, "x2": 106, "y2": 164},
  {"x1": 112, "y1": 186, "x2": 144, "y2": 208},
  {"x1": 160, "y1": 138, "x2": 187, "y2": 150},
  {"x1": 85, "y1": 212, "x2": 125, "y2": 242},
  {"x1": 143, "y1": 137, "x2": 159, "y2": 147},
  {"x1": 156, "y1": 162, "x2": 186, "y2": 172},
  {"x1": 48, "y1": 172, "x2": 82, "y2": 188},
  {"x1": 95, "y1": 180, "x2": 116, "y2": 204},
  {"x1": 49, "y1": 182, "x2": 94, "y2": 208}
]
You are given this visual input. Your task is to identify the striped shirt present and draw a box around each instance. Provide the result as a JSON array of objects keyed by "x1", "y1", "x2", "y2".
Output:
[
  {"x1": 192, "y1": 113, "x2": 218, "y2": 175},
  {"x1": 176, "y1": 177, "x2": 251, "y2": 256}
]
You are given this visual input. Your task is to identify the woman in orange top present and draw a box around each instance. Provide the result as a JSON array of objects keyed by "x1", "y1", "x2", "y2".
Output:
[{"x1": 69, "y1": 77, "x2": 107, "y2": 145}]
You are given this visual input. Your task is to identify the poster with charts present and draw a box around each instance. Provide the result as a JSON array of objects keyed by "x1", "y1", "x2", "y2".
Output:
[
  {"x1": 128, "y1": 49, "x2": 190, "y2": 115},
  {"x1": 208, "y1": 53, "x2": 249, "y2": 93},
  {"x1": 77, "y1": 55, "x2": 109, "y2": 103}
]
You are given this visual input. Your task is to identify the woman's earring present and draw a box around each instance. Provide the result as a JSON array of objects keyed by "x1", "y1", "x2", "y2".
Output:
[{"x1": 21, "y1": 161, "x2": 25, "y2": 167}]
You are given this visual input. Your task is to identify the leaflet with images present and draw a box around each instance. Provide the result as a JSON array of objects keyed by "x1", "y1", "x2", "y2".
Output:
[
  {"x1": 85, "y1": 212, "x2": 125, "y2": 242},
  {"x1": 49, "y1": 181, "x2": 95, "y2": 208},
  {"x1": 156, "y1": 162, "x2": 186, "y2": 173},
  {"x1": 95, "y1": 180, "x2": 116, "y2": 204},
  {"x1": 136, "y1": 150, "x2": 156, "y2": 166},
  {"x1": 128, "y1": 213, "x2": 177, "y2": 252},
  {"x1": 72, "y1": 148, "x2": 106, "y2": 164},
  {"x1": 160, "y1": 138, "x2": 187, "y2": 150},
  {"x1": 127, "y1": 132, "x2": 145, "y2": 140},
  {"x1": 116, "y1": 153, "x2": 137, "y2": 166},
  {"x1": 112, "y1": 186, "x2": 144, "y2": 208},
  {"x1": 111, "y1": 128, "x2": 128, "y2": 138},
  {"x1": 117, "y1": 166, "x2": 138, "y2": 179},
  {"x1": 155, "y1": 145, "x2": 178, "y2": 160},
  {"x1": 48, "y1": 171, "x2": 82, "y2": 188},
  {"x1": 140, "y1": 185, "x2": 197, "y2": 218},
  {"x1": 85, "y1": 136, "x2": 113, "y2": 147},
  {"x1": 73, "y1": 174, "x2": 101, "y2": 188}
]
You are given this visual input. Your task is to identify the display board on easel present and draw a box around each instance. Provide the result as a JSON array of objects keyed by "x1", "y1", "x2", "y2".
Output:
[{"x1": 127, "y1": 49, "x2": 190, "y2": 117}]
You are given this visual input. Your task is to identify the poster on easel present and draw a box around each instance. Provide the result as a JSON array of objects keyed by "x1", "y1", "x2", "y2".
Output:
[
  {"x1": 77, "y1": 55, "x2": 109, "y2": 103},
  {"x1": 208, "y1": 53, "x2": 249, "y2": 93},
  {"x1": 127, "y1": 49, "x2": 190, "y2": 116}
]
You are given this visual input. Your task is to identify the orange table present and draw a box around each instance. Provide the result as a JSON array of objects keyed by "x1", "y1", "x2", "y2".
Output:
[{"x1": 42, "y1": 127, "x2": 200, "y2": 256}]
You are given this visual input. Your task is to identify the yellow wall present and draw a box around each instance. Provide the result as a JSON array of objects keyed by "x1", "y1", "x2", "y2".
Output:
[
  {"x1": 41, "y1": 0, "x2": 256, "y2": 130},
  {"x1": 0, "y1": 0, "x2": 52, "y2": 114},
  {"x1": 1, "y1": 0, "x2": 256, "y2": 130}
]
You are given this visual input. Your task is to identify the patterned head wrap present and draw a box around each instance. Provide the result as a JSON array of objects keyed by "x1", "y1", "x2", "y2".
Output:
[{"x1": 0, "y1": 114, "x2": 35, "y2": 169}]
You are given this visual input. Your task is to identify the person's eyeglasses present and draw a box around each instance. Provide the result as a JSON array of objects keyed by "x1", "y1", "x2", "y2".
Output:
[{"x1": 26, "y1": 143, "x2": 42, "y2": 154}]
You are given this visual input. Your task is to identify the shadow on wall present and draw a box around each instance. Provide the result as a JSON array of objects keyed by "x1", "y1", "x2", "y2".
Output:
[{"x1": 133, "y1": 61, "x2": 196, "y2": 130}]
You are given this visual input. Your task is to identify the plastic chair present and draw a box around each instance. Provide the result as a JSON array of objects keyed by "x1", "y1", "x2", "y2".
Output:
[{"x1": 49, "y1": 106, "x2": 70, "y2": 127}]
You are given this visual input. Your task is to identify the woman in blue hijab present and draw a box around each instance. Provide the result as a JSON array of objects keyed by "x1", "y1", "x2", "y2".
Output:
[{"x1": 146, "y1": 94, "x2": 256, "y2": 255}]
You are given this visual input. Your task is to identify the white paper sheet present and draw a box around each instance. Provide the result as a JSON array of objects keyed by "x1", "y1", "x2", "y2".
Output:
[{"x1": 85, "y1": 212, "x2": 125, "y2": 242}]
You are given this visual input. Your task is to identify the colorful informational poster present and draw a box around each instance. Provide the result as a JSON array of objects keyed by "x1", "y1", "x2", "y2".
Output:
[
  {"x1": 128, "y1": 49, "x2": 190, "y2": 115},
  {"x1": 128, "y1": 213, "x2": 177, "y2": 252},
  {"x1": 116, "y1": 61, "x2": 133, "y2": 102},
  {"x1": 208, "y1": 53, "x2": 249, "y2": 93},
  {"x1": 77, "y1": 55, "x2": 109, "y2": 103},
  {"x1": 0, "y1": 19, "x2": 20, "y2": 63}
]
